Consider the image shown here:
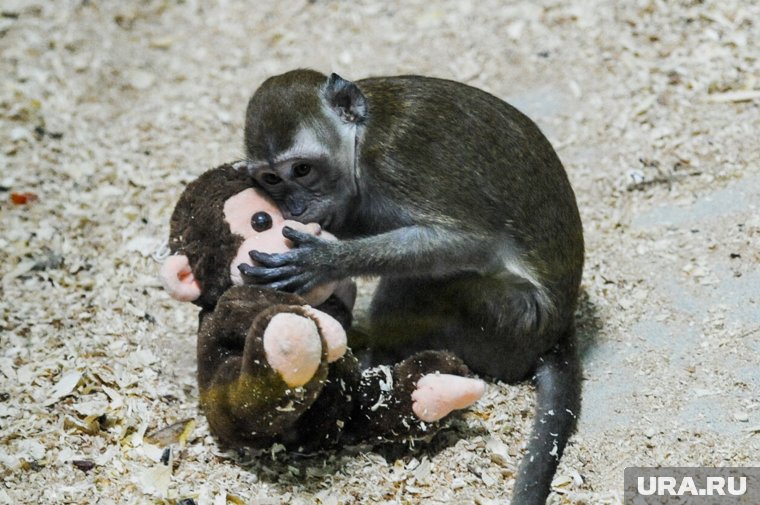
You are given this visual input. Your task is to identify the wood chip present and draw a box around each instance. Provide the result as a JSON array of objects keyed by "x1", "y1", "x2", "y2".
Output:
[
  {"x1": 145, "y1": 418, "x2": 197, "y2": 448},
  {"x1": 44, "y1": 371, "x2": 82, "y2": 406},
  {"x1": 706, "y1": 90, "x2": 760, "y2": 103}
]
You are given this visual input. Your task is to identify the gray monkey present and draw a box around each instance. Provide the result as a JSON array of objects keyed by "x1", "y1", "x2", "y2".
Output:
[{"x1": 240, "y1": 69, "x2": 584, "y2": 505}]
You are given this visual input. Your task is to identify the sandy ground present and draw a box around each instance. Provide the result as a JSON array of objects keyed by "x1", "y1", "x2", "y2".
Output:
[{"x1": 1, "y1": 1, "x2": 759, "y2": 504}]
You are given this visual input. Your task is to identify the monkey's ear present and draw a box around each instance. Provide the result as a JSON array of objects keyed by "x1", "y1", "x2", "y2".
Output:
[
  {"x1": 160, "y1": 254, "x2": 201, "y2": 302},
  {"x1": 324, "y1": 73, "x2": 367, "y2": 124}
]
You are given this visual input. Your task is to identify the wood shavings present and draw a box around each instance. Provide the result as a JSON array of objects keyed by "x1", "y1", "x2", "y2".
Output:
[
  {"x1": 44, "y1": 371, "x2": 82, "y2": 406},
  {"x1": 125, "y1": 236, "x2": 164, "y2": 257},
  {"x1": 733, "y1": 412, "x2": 749, "y2": 423},
  {"x1": 706, "y1": 90, "x2": 760, "y2": 103},
  {"x1": 485, "y1": 436, "x2": 511, "y2": 466},
  {"x1": 2, "y1": 260, "x2": 37, "y2": 286},
  {"x1": 1, "y1": 1, "x2": 758, "y2": 504},
  {"x1": 137, "y1": 459, "x2": 173, "y2": 497},
  {"x1": 145, "y1": 418, "x2": 197, "y2": 448}
]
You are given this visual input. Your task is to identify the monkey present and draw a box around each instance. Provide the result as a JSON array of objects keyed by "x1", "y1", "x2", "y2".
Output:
[{"x1": 240, "y1": 69, "x2": 584, "y2": 505}]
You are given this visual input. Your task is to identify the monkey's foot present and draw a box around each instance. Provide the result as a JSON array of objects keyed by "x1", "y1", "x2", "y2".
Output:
[
  {"x1": 411, "y1": 374, "x2": 486, "y2": 422},
  {"x1": 263, "y1": 313, "x2": 323, "y2": 388}
]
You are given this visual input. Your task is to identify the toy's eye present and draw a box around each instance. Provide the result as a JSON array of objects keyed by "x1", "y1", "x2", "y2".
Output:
[
  {"x1": 262, "y1": 173, "x2": 282, "y2": 185},
  {"x1": 292, "y1": 163, "x2": 312, "y2": 178},
  {"x1": 251, "y1": 212, "x2": 273, "y2": 232}
]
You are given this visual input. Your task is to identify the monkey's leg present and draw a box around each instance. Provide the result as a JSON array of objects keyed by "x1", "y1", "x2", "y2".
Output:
[
  {"x1": 369, "y1": 276, "x2": 581, "y2": 505},
  {"x1": 368, "y1": 276, "x2": 554, "y2": 379}
]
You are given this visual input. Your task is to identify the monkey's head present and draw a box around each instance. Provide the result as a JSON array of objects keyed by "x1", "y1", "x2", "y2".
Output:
[
  {"x1": 243, "y1": 69, "x2": 367, "y2": 230},
  {"x1": 160, "y1": 163, "x2": 337, "y2": 310}
]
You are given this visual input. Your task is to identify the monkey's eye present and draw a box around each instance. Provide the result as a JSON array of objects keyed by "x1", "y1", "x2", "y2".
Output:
[
  {"x1": 251, "y1": 212, "x2": 273, "y2": 232},
  {"x1": 262, "y1": 173, "x2": 282, "y2": 185},
  {"x1": 292, "y1": 163, "x2": 312, "y2": 178}
]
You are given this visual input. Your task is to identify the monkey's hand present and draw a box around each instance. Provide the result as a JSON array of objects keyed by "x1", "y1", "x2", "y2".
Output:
[{"x1": 240, "y1": 226, "x2": 341, "y2": 295}]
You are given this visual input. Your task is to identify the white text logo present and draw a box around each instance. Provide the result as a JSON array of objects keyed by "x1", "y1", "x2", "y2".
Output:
[{"x1": 637, "y1": 476, "x2": 747, "y2": 497}]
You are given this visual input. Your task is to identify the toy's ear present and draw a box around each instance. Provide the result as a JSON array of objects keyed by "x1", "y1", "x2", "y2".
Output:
[{"x1": 160, "y1": 254, "x2": 201, "y2": 302}]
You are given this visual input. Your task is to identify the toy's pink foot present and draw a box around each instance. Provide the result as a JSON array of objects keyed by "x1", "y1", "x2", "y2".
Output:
[
  {"x1": 304, "y1": 307, "x2": 347, "y2": 362},
  {"x1": 411, "y1": 374, "x2": 486, "y2": 422},
  {"x1": 263, "y1": 313, "x2": 322, "y2": 387}
]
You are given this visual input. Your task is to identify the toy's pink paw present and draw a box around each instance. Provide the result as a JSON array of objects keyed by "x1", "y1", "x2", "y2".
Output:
[
  {"x1": 263, "y1": 313, "x2": 323, "y2": 387},
  {"x1": 411, "y1": 374, "x2": 486, "y2": 422},
  {"x1": 304, "y1": 307, "x2": 347, "y2": 362}
]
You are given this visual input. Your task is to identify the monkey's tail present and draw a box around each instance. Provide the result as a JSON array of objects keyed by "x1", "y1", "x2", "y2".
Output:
[{"x1": 512, "y1": 326, "x2": 581, "y2": 505}]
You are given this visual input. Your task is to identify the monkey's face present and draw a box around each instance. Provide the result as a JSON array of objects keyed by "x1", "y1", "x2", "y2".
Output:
[
  {"x1": 246, "y1": 154, "x2": 355, "y2": 232},
  {"x1": 244, "y1": 70, "x2": 365, "y2": 233},
  {"x1": 245, "y1": 121, "x2": 358, "y2": 232}
]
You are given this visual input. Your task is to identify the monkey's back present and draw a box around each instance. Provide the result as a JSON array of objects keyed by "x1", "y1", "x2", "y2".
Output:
[{"x1": 357, "y1": 76, "x2": 584, "y2": 303}]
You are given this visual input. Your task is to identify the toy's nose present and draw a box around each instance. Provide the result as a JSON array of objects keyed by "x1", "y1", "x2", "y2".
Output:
[{"x1": 283, "y1": 220, "x2": 321, "y2": 236}]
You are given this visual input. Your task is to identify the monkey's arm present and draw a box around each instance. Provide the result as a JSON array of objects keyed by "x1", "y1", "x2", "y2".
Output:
[{"x1": 240, "y1": 224, "x2": 528, "y2": 295}]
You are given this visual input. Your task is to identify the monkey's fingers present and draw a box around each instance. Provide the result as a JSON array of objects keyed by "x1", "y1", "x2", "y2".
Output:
[
  {"x1": 263, "y1": 272, "x2": 313, "y2": 293},
  {"x1": 237, "y1": 263, "x2": 299, "y2": 282},
  {"x1": 282, "y1": 226, "x2": 320, "y2": 246},
  {"x1": 248, "y1": 249, "x2": 296, "y2": 267}
]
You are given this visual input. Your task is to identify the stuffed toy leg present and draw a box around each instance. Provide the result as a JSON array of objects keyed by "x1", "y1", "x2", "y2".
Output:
[{"x1": 196, "y1": 286, "x2": 348, "y2": 448}]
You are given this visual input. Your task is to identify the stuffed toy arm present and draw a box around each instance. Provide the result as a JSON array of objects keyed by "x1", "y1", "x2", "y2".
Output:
[{"x1": 196, "y1": 286, "x2": 346, "y2": 448}]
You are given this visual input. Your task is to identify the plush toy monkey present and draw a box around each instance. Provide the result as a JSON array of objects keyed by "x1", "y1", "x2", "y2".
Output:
[{"x1": 160, "y1": 163, "x2": 485, "y2": 451}]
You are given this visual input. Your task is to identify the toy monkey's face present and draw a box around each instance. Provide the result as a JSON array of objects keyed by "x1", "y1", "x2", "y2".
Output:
[
  {"x1": 224, "y1": 187, "x2": 325, "y2": 288},
  {"x1": 161, "y1": 185, "x2": 336, "y2": 306}
]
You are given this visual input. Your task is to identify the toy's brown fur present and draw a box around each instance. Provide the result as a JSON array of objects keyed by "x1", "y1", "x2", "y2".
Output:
[
  {"x1": 168, "y1": 166, "x2": 250, "y2": 310},
  {"x1": 196, "y1": 286, "x2": 352, "y2": 449},
  {"x1": 167, "y1": 164, "x2": 478, "y2": 450}
]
